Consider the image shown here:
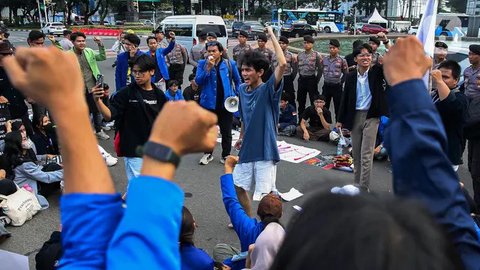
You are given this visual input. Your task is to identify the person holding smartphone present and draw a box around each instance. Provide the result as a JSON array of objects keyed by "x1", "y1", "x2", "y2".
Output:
[{"x1": 70, "y1": 32, "x2": 108, "y2": 140}]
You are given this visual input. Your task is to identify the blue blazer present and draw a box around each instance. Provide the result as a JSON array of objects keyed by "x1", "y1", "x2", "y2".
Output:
[{"x1": 195, "y1": 58, "x2": 241, "y2": 110}]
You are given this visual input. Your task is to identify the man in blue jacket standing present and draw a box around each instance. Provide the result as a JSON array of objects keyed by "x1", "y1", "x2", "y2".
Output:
[
  {"x1": 145, "y1": 34, "x2": 175, "y2": 91},
  {"x1": 115, "y1": 33, "x2": 144, "y2": 91},
  {"x1": 196, "y1": 41, "x2": 241, "y2": 165}
]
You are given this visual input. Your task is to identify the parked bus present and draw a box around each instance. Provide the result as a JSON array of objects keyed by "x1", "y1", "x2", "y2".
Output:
[{"x1": 272, "y1": 9, "x2": 344, "y2": 33}]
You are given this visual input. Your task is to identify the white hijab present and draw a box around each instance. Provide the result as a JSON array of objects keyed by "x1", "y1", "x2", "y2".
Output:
[{"x1": 250, "y1": 222, "x2": 285, "y2": 270}]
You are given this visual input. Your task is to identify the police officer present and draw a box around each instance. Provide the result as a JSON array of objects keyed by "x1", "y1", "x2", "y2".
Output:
[
  {"x1": 190, "y1": 32, "x2": 207, "y2": 74},
  {"x1": 254, "y1": 33, "x2": 275, "y2": 82},
  {"x1": 278, "y1": 36, "x2": 298, "y2": 108},
  {"x1": 434, "y1": 41, "x2": 448, "y2": 69},
  {"x1": 297, "y1": 35, "x2": 322, "y2": 118},
  {"x1": 462, "y1": 44, "x2": 480, "y2": 209},
  {"x1": 232, "y1": 30, "x2": 252, "y2": 72},
  {"x1": 166, "y1": 32, "x2": 188, "y2": 88},
  {"x1": 322, "y1": 39, "x2": 348, "y2": 120}
]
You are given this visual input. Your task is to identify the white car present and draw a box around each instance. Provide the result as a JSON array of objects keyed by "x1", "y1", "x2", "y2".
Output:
[
  {"x1": 408, "y1": 26, "x2": 418, "y2": 35},
  {"x1": 41, "y1": 22, "x2": 66, "y2": 36}
]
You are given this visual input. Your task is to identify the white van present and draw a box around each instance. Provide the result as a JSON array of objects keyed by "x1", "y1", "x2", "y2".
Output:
[{"x1": 159, "y1": 15, "x2": 228, "y2": 53}]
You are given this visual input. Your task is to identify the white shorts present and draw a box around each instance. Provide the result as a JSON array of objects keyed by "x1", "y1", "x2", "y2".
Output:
[{"x1": 233, "y1": 160, "x2": 277, "y2": 201}]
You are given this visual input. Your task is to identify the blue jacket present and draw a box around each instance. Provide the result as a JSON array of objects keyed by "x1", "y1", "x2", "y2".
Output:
[
  {"x1": 165, "y1": 89, "x2": 185, "y2": 101},
  {"x1": 59, "y1": 176, "x2": 184, "y2": 270},
  {"x1": 279, "y1": 103, "x2": 297, "y2": 129},
  {"x1": 221, "y1": 174, "x2": 265, "y2": 269},
  {"x1": 153, "y1": 41, "x2": 175, "y2": 82},
  {"x1": 195, "y1": 59, "x2": 241, "y2": 110},
  {"x1": 115, "y1": 50, "x2": 145, "y2": 91},
  {"x1": 385, "y1": 79, "x2": 480, "y2": 270},
  {"x1": 180, "y1": 244, "x2": 214, "y2": 270}
]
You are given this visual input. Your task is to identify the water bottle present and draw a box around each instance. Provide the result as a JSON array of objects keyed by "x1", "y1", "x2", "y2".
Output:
[{"x1": 337, "y1": 134, "x2": 345, "y2": 156}]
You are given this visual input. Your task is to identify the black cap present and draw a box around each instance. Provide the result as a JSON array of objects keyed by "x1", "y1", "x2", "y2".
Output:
[
  {"x1": 329, "y1": 39, "x2": 340, "y2": 48},
  {"x1": 303, "y1": 35, "x2": 314, "y2": 43},
  {"x1": 152, "y1": 29, "x2": 164, "y2": 34},
  {"x1": 470, "y1": 44, "x2": 480, "y2": 55},
  {"x1": 207, "y1": 32, "x2": 217, "y2": 38},
  {"x1": 279, "y1": 36, "x2": 289, "y2": 44},
  {"x1": 238, "y1": 30, "x2": 249, "y2": 38},
  {"x1": 435, "y1": 41, "x2": 448, "y2": 49},
  {"x1": 258, "y1": 33, "x2": 268, "y2": 42},
  {"x1": 369, "y1": 36, "x2": 380, "y2": 46}
]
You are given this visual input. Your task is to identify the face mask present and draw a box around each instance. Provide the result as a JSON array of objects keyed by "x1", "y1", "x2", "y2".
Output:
[
  {"x1": 22, "y1": 138, "x2": 34, "y2": 150},
  {"x1": 43, "y1": 123, "x2": 55, "y2": 133}
]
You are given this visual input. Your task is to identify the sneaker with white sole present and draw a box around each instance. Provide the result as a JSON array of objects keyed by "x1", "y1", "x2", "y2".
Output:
[
  {"x1": 96, "y1": 130, "x2": 110, "y2": 140},
  {"x1": 220, "y1": 157, "x2": 226, "y2": 164},
  {"x1": 105, "y1": 155, "x2": 118, "y2": 167},
  {"x1": 199, "y1": 154, "x2": 214, "y2": 165}
]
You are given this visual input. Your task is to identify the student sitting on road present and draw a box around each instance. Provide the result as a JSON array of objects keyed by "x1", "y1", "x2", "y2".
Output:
[
  {"x1": 213, "y1": 156, "x2": 282, "y2": 270},
  {"x1": 278, "y1": 94, "x2": 297, "y2": 137},
  {"x1": 179, "y1": 206, "x2": 215, "y2": 270},
  {"x1": 3, "y1": 131, "x2": 63, "y2": 209},
  {"x1": 296, "y1": 95, "x2": 331, "y2": 141},
  {"x1": 183, "y1": 73, "x2": 201, "y2": 103},
  {"x1": 165, "y1": 80, "x2": 184, "y2": 102}
]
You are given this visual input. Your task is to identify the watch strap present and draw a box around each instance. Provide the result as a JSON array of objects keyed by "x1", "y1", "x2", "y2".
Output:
[{"x1": 142, "y1": 141, "x2": 180, "y2": 167}]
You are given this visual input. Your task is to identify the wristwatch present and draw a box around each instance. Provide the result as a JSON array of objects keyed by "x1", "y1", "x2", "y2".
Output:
[{"x1": 142, "y1": 141, "x2": 181, "y2": 167}]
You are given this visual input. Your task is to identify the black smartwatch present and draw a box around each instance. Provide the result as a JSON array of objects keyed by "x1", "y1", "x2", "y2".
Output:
[{"x1": 142, "y1": 141, "x2": 180, "y2": 167}]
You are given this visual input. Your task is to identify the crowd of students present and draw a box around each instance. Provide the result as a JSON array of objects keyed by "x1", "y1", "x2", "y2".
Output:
[{"x1": 1, "y1": 22, "x2": 480, "y2": 270}]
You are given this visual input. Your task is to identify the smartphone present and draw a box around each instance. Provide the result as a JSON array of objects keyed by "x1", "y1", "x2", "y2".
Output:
[{"x1": 96, "y1": 74, "x2": 104, "y2": 88}]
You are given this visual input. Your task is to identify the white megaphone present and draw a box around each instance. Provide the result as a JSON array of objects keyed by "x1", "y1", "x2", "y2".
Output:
[{"x1": 224, "y1": 96, "x2": 239, "y2": 113}]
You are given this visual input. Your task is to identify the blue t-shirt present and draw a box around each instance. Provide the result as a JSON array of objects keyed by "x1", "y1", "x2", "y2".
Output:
[{"x1": 238, "y1": 74, "x2": 283, "y2": 163}]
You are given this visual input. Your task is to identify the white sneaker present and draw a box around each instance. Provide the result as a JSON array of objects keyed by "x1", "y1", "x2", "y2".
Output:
[
  {"x1": 96, "y1": 130, "x2": 110, "y2": 140},
  {"x1": 101, "y1": 125, "x2": 111, "y2": 131},
  {"x1": 199, "y1": 154, "x2": 214, "y2": 165},
  {"x1": 220, "y1": 157, "x2": 226, "y2": 164},
  {"x1": 105, "y1": 155, "x2": 118, "y2": 167}
]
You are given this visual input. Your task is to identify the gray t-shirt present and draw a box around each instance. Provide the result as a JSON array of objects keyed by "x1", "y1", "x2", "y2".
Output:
[{"x1": 76, "y1": 52, "x2": 96, "y2": 91}]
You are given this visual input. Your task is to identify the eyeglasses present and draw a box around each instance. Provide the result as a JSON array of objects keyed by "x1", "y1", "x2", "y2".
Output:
[
  {"x1": 132, "y1": 70, "x2": 147, "y2": 76},
  {"x1": 357, "y1": 53, "x2": 372, "y2": 58}
]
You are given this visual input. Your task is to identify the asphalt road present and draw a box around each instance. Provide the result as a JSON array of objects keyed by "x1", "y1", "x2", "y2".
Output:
[{"x1": 1, "y1": 31, "x2": 476, "y2": 269}]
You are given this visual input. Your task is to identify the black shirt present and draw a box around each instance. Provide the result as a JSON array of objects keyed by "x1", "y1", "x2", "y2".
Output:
[
  {"x1": 344, "y1": 53, "x2": 356, "y2": 69},
  {"x1": 183, "y1": 86, "x2": 201, "y2": 103},
  {"x1": 215, "y1": 63, "x2": 225, "y2": 111},
  {"x1": 434, "y1": 89, "x2": 468, "y2": 165},
  {"x1": 110, "y1": 83, "x2": 167, "y2": 157},
  {"x1": 31, "y1": 132, "x2": 59, "y2": 155},
  {"x1": 302, "y1": 106, "x2": 332, "y2": 128},
  {"x1": 0, "y1": 67, "x2": 28, "y2": 119}
]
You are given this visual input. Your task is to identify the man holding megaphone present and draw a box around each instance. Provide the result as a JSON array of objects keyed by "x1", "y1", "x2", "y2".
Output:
[{"x1": 195, "y1": 41, "x2": 242, "y2": 165}]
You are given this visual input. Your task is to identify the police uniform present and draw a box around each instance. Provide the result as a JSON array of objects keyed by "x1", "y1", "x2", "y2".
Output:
[
  {"x1": 297, "y1": 36, "x2": 322, "y2": 118},
  {"x1": 166, "y1": 42, "x2": 187, "y2": 87},
  {"x1": 321, "y1": 51, "x2": 347, "y2": 120}
]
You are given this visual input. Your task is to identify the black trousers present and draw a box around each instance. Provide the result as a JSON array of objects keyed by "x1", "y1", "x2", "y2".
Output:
[
  {"x1": 85, "y1": 92, "x2": 102, "y2": 133},
  {"x1": 207, "y1": 108, "x2": 233, "y2": 158},
  {"x1": 168, "y1": 63, "x2": 185, "y2": 87},
  {"x1": 468, "y1": 138, "x2": 480, "y2": 209},
  {"x1": 322, "y1": 82, "x2": 343, "y2": 121},
  {"x1": 283, "y1": 75, "x2": 296, "y2": 108},
  {"x1": 297, "y1": 75, "x2": 318, "y2": 118}
]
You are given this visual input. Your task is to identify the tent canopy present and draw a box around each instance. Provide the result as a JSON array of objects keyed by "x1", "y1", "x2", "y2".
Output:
[{"x1": 368, "y1": 8, "x2": 388, "y2": 24}]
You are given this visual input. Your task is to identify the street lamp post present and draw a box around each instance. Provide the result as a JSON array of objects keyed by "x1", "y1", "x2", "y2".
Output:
[
  {"x1": 37, "y1": 0, "x2": 44, "y2": 28},
  {"x1": 277, "y1": 8, "x2": 282, "y2": 38},
  {"x1": 242, "y1": 0, "x2": 245, "y2": 21}
]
